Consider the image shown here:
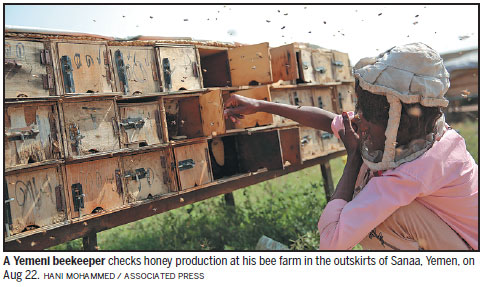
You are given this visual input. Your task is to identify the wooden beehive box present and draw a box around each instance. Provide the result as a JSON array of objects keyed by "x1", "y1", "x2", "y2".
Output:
[
  {"x1": 51, "y1": 40, "x2": 113, "y2": 95},
  {"x1": 117, "y1": 98, "x2": 163, "y2": 148},
  {"x1": 208, "y1": 127, "x2": 300, "y2": 180},
  {"x1": 120, "y1": 148, "x2": 177, "y2": 203},
  {"x1": 5, "y1": 100, "x2": 63, "y2": 170},
  {"x1": 331, "y1": 50, "x2": 352, "y2": 82},
  {"x1": 172, "y1": 140, "x2": 213, "y2": 191},
  {"x1": 227, "y1": 42, "x2": 272, "y2": 86},
  {"x1": 4, "y1": 38, "x2": 56, "y2": 99},
  {"x1": 313, "y1": 86, "x2": 344, "y2": 152},
  {"x1": 300, "y1": 127, "x2": 325, "y2": 161},
  {"x1": 335, "y1": 82, "x2": 357, "y2": 112},
  {"x1": 159, "y1": 91, "x2": 225, "y2": 142},
  {"x1": 64, "y1": 156, "x2": 124, "y2": 218},
  {"x1": 199, "y1": 42, "x2": 273, "y2": 87},
  {"x1": 270, "y1": 88, "x2": 297, "y2": 126},
  {"x1": 271, "y1": 43, "x2": 334, "y2": 85},
  {"x1": 4, "y1": 164, "x2": 67, "y2": 236},
  {"x1": 223, "y1": 85, "x2": 273, "y2": 129},
  {"x1": 109, "y1": 45, "x2": 161, "y2": 96},
  {"x1": 198, "y1": 46, "x2": 232, "y2": 87},
  {"x1": 155, "y1": 44, "x2": 203, "y2": 92},
  {"x1": 60, "y1": 96, "x2": 120, "y2": 159}
]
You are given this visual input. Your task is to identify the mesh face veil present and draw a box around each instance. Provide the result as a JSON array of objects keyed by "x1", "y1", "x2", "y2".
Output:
[{"x1": 353, "y1": 43, "x2": 450, "y2": 171}]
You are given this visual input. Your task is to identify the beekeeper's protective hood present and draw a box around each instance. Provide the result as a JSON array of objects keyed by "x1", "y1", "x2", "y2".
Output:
[{"x1": 354, "y1": 42, "x2": 450, "y2": 171}]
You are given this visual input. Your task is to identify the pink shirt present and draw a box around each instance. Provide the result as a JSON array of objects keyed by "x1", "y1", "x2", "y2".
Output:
[{"x1": 318, "y1": 113, "x2": 478, "y2": 250}]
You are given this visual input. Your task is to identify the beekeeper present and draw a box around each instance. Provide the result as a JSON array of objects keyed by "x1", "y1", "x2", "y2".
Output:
[{"x1": 223, "y1": 43, "x2": 478, "y2": 250}]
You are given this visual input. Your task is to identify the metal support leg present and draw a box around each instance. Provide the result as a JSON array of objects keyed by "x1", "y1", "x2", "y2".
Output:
[
  {"x1": 320, "y1": 161, "x2": 334, "y2": 203},
  {"x1": 82, "y1": 231, "x2": 98, "y2": 251},
  {"x1": 224, "y1": 192, "x2": 235, "y2": 207}
]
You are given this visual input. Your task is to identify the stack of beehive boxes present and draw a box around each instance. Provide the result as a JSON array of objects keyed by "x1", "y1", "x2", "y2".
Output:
[{"x1": 4, "y1": 29, "x2": 355, "y2": 239}]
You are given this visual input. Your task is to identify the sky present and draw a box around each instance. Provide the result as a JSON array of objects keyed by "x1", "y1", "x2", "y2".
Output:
[{"x1": 4, "y1": 4, "x2": 479, "y2": 64}]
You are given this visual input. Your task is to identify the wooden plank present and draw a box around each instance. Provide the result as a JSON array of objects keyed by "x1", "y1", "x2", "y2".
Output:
[
  {"x1": 231, "y1": 85, "x2": 273, "y2": 129},
  {"x1": 56, "y1": 42, "x2": 112, "y2": 94},
  {"x1": 322, "y1": 131, "x2": 344, "y2": 154},
  {"x1": 4, "y1": 103, "x2": 62, "y2": 169},
  {"x1": 270, "y1": 43, "x2": 298, "y2": 82},
  {"x1": 293, "y1": 88, "x2": 315, "y2": 107},
  {"x1": 279, "y1": 127, "x2": 302, "y2": 166},
  {"x1": 156, "y1": 45, "x2": 202, "y2": 92},
  {"x1": 332, "y1": 51, "x2": 352, "y2": 82},
  {"x1": 199, "y1": 48, "x2": 231, "y2": 87},
  {"x1": 270, "y1": 89, "x2": 296, "y2": 126},
  {"x1": 228, "y1": 42, "x2": 273, "y2": 86},
  {"x1": 120, "y1": 150, "x2": 173, "y2": 203},
  {"x1": 300, "y1": 127, "x2": 325, "y2": 161},
  {"x1": 298, "y1": 49, "x2": 316, "y2": 84},
  {"x1": 199, "y1": 89, "x2": 226, "y2": 136},
  {"x1": 174, "y1": 141, "x2": 212, "y2": 190},
  {"x1": 62, "y1": 99, "x2": 120, "y2": 158},
  {"x1": 4, "y1": 40, "x2": 51, "y2": 98},
  {"x1": 5, "y1": 166, "x2": 66, "y2": 235},
  {"x1": 65, "y1": 157, "x2": 124, "y2": 218},
  {"x1": 312, "y1": 50, "x2": 334, "y2": 84},
  {"x1": 4, "y1": 150, "x2": 346, "y2": 250},
  {"x1": 109, "y1": 46, "x2": 160, "y2": 95},
  {"x1": 336, "y1": 82, "x2": 357, "y2": 112},
  {"x1": 313, "y1": 86, "x2": 337, "y2": 112},
  {"x1": 118, "y1": 101, "x2": 162, "y2": 148}
]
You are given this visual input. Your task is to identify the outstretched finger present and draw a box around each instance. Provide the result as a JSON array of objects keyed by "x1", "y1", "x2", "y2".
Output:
[{"x1": 342, "y1": 112, "x2": 354, "y2": 133}]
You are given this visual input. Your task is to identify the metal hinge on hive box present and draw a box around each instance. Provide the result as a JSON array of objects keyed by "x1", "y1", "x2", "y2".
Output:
[
  {"x1": 71, "y1": 183, "x2": 85, "y2": 212},
  {"x1": 120, "y1": 117, "x2": 145, "y2": 130},
  {"x1": 315, "y1": 66, "x2": 327, "y2": 74},
  {"x1": 321, "y1": 133, "x2": 333, "y2": 140},
  {"x1": 301, "y1": 135, "x2": 311, "y2": 145},
  {"x1": 55, "y1": 185, "x2": 65, "y2": 212},
  {"x1": 5, "y1": 125, "x2": 40, "y2": 141},
  {"x1": 40, "y1": 49, "x2": 52, "y2": 65}
]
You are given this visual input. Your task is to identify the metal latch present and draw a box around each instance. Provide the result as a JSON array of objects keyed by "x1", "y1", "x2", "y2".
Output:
[
  {"x1": 40, "y1": 49, "x2": 51, "y2": 65},
  {"x1": 162, "y1": 58, "x2": 172, "y2": 91},
  {"x1": 4, "y1": 186, "x2": 13, "y2": 227},
  {"x1": 178, "y1": 159, "x2": 195, "y2": 171},
  {"x1": 321, "y1": 133, "x2": 333, "y2": 140},
  {"x1": 301, "y1": 135, "x2": 311, "y2": 145},
  {"x1": 4, "y1": 59, "x2": 22, "y2": 68},
  {"x1": 5, "y1": 124, "x2": 39, "y2": 141},
  {"x1": 302, "y1": 62, "x2": 310, "y2": 70},
  {"x1": 114, "y1": 50, "x2": 129, "y2": 94},
  {"x1": 294, "y1": 92, "x2": 300, "y2": 106},
  {"x1": 71, "y1": 183, "x2": 85, "y2": 212},
  {"x1": 68, "y1": 123, "x2": 84, "y2": 152},
  {"x1": 124, "y1": 167, "x2": 151, "y2": 182},
  {"x1": 120, "y1": 117, "x2": 145, "y2": 130},
  {"x1": 60, "y1": 55, "x2": 75, "y2": 93},
  {"x1": 317, "y1": 96, "x2": 324, "y2": 109},
  {"x1": 332, "y1": 60, "x2": 344, "y2": 67},
  {"x1": 315, "y1": 66, "x2": 326, "y2": 73}
]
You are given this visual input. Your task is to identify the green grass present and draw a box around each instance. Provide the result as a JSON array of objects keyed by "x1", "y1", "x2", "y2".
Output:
[
  {"x1": 50, "y1": 120, "x2": 477, "y2": 251},
  {"x1": 449, "y1": 119, "x2": 478, "y2": 164}
]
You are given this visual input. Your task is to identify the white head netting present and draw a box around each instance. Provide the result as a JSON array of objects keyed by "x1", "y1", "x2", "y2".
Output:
[{"x1": 353, "y1": 43, "x2": 450, "y2": 171}]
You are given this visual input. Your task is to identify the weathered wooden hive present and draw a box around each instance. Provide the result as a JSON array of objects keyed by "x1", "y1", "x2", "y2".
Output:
[{"x1": 4, "y1": 27, "x2": 354, "y2": 240}]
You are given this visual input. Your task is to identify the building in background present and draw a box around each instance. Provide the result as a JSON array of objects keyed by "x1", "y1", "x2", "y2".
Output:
[{"x1": 441, "y1": 48, "x2": 478, "y2": 118}]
